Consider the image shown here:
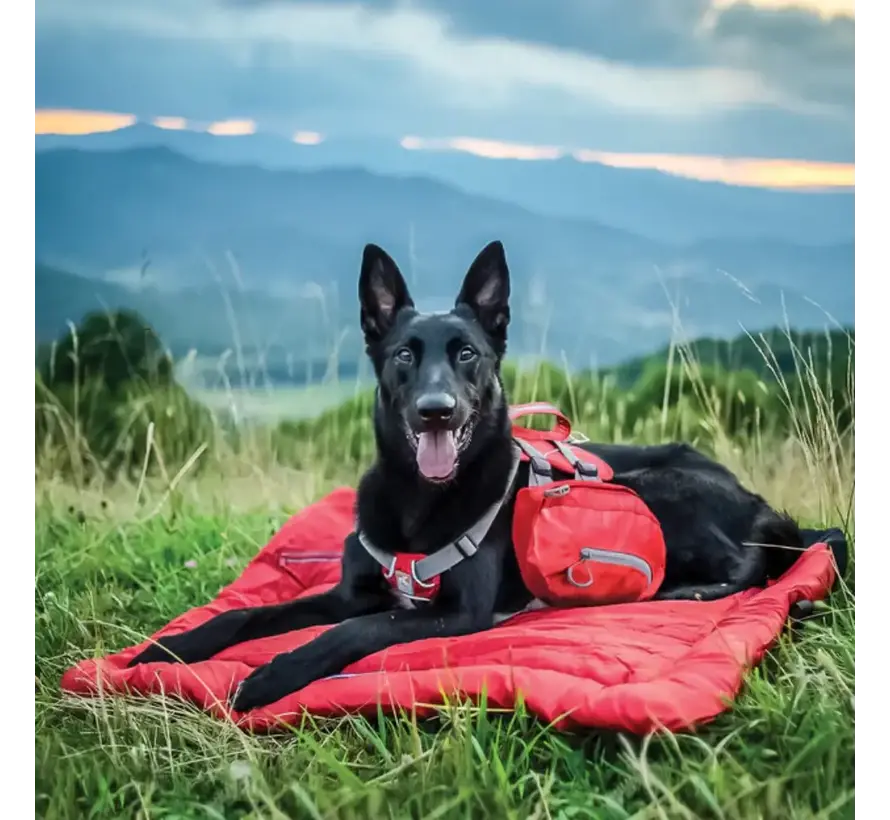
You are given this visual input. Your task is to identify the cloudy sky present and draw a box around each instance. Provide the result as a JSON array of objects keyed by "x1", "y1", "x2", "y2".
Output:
[{"x1": 35, "y1": 0, "x2": 854, "y2": 188}]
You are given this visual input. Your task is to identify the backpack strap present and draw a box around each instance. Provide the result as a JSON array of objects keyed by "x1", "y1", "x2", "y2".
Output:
[
  {"x1": 512, "y1": 437, "x2": 554, "y2": 487},
  {"x1": 514, "y1": 437, "x2": 600, "y2": 484},
  {"x1": 357, "y1": 447, "x2": 522, "y2": 589}
]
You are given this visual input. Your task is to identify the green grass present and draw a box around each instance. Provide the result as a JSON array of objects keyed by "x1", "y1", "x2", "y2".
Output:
[
  {"x1": 36, "y1": 491, "x2": 854, "y2": 820},
  {"x1": 35, "y1": 331, "x2": 855, "y2": 819}
]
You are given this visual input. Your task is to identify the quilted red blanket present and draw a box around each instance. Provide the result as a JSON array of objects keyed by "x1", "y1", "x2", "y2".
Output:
[{"x1": 60, "y1": 487, "x2": 839, "y2": 733}]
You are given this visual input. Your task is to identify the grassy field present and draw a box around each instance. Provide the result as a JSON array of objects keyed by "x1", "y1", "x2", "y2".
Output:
[{"x1": 35, "y1": 346, "x2": 855, "y2": 819}]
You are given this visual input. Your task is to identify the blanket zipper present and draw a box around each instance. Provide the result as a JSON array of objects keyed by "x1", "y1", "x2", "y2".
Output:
[{"x1": 278, "y1": 551, "x2": 341, "y2": 566}]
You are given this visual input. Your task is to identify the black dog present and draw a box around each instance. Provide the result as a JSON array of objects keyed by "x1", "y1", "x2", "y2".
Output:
[{"x1": 129, "y1": 240, "x2": 806, "y2": 712}]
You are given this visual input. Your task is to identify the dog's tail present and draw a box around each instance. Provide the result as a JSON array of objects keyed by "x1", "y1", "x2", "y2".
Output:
[{"x1": 654, "y1": 508, "x2": 803, "y2": 603}]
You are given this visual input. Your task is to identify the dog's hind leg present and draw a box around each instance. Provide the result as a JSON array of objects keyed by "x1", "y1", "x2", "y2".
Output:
[
  {"x1": 654, "y1": 522, "x2": 768, "y2": 602},
  {"x1": 750, "y1": 507, "x2": 805, "y2": 580},
  {"x1": 656, "y1": 507, "x2": 806, "y2": 602}
]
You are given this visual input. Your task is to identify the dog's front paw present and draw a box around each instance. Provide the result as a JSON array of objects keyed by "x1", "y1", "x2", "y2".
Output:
[
  {"x1": 127, "y1": 633, "x2": 205, "y2": 667},
  {"x1": 127, "y1": 638, "x2": 181, "y2": 667},
  {"x1": 230, "y1": 651, "x2": 325, "y2": 712},
  {"x1": 230, "y1": 663, "x2": 286, "y2": 712}
]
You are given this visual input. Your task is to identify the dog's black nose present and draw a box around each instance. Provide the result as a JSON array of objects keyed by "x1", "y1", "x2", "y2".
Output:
[{"x1": 415, "y1": 392, "x2": 456, "y2": 423}]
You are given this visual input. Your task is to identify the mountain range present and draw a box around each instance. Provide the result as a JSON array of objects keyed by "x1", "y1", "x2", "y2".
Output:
[
  {"x1": 36, "y1": 124, "x2": 854, "y2": 245},
  {"x1": 35, "y1": 129, "x2": 854, "y2": 380}
]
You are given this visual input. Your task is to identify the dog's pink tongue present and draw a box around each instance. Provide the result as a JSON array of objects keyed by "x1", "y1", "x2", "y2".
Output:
[{"x1": 416, "y1": 430, "x2": 457, "y2": 479}]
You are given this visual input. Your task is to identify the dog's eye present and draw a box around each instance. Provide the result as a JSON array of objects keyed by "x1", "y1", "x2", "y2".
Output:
[
  {"x1": 457, "y1": 346, "x2": 477, "y2": 363},
  {"x1": 394, "y1": 347, "x2": 414, "y2": 365}
]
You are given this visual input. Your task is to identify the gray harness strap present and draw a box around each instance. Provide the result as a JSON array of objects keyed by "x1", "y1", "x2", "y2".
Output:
[
  {"x1": 357, "y1": 435, "x2": 599, "y2": 591},
  {"x1": 357, "y1": 448, "x2": 522, "y2": 585}
]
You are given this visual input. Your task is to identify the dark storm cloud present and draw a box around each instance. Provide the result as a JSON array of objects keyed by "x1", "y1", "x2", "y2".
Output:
[
  {"x1": 227, "y1": 0, "x2": 714, "y2": 67},
  {"x1": 228, "y1": 0, "x2": 853, "y2": 110},
  {"x1": 712, "y1": 3, "x2": 854, "y2": 108},
  {"x1": 35, "y1": 0, "x2": 854, "y2": 161}
]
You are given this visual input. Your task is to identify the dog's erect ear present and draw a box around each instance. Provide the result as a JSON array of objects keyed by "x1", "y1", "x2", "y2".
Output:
[
  {"x1": 359, "y1": 244, "x2": 414, "y2": 344},
  {"x1": 455, "y1": 240, "x2": 510, "y2": 344}
]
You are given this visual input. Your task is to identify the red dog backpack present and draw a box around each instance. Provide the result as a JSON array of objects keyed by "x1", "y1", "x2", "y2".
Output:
[{"x1": 509, "y1": 403, "x2": 666, "y2": 606}]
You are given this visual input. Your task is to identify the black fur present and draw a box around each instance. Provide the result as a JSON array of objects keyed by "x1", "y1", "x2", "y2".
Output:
[{"x1": 128, "y1": 240, "x2": 805, "y2": 712}]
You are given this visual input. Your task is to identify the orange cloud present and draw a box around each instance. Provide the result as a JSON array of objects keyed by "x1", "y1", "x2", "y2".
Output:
[
  {"x1": 573, "y1": 149, "x2": 854, "y2": 190},
  {"x1": 402, "y1": 135, "x2": 561, "y2": 160},
  {"x1": 153, "y1": 116, "x2": 188, "y2": 130},
  {"x1": 35, "y1": 109, "x2": 135, "y2": 135},
  {"x1": 206, "y1": 119, "x2": 256, "y2": 136},
  {"x1": 293, "y1": 130, "x2": 324, "y2": 145},
  {"x1": 403, "y1": 135, "x2": 853, "y2": 190}
]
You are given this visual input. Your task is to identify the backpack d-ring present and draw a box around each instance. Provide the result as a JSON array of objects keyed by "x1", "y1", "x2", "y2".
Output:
[{"x1": 566, "y1": 558, "x2": 594, "y2": 588}]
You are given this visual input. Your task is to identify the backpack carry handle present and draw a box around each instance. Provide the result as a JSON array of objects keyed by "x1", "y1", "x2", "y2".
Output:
[{"x1": 509, "y1": 402, "x2": 572, "y2": 442}]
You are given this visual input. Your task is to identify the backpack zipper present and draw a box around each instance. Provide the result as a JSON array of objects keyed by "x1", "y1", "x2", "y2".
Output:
[{"x1": 575, "y1": 547, "x2": 653, "y2": 586}]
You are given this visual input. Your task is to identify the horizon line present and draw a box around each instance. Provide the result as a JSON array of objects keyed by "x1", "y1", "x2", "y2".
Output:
[{"x1": 35, "y1": 108, "x2": 854, "y2": 192}]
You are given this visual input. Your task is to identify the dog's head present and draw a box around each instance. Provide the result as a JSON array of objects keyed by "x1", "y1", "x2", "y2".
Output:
[{"x1": 359, "y1": 240, "x2": 511, "y2": 484}]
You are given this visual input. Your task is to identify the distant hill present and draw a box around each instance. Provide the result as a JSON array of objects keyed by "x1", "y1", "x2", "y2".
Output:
[
  {"x1": 35, "y1": 147, "x2": 854, "y2": 373},
  {"x1": 37, "y1": 262, "x2": 854, "y2": 405},
  {"x1": 36, "y1": 125, "x2": 854, "y2": 245}
]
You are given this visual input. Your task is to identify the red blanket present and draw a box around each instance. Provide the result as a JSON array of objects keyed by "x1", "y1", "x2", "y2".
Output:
[{"x1": 60, "y1": 487, "x2": 838, "y2": 733}]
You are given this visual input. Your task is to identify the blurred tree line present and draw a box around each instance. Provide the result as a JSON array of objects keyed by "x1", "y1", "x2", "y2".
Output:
[{"x1": 36, "y1": 308, "x2": 853, "y2": 479}]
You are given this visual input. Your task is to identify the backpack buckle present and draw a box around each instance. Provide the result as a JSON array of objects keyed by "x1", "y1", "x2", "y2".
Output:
[
  {"x1": 575, "y1": 461, "x2": 599, "y2": 480},
  {"x1": 529, "y1": 455, "x2": 553, "y2": 477}
]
